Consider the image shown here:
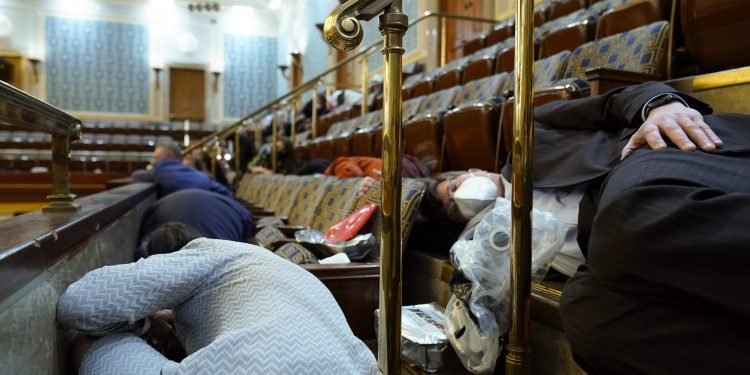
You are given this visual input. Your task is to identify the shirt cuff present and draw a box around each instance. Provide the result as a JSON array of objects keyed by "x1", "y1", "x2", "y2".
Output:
[{"x1": 640, "y1": 92, "x2": 690, "y2": 122}]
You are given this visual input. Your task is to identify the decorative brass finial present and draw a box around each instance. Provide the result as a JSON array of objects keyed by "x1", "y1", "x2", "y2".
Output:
[{"x1": 323, "y1": 0, "x2": 395, "y2": 51}]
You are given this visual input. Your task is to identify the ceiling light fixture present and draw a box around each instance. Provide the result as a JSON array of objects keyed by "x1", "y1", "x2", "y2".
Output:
[{"x1": 269, "y1": 0, "x2": 282, "y2": 10}]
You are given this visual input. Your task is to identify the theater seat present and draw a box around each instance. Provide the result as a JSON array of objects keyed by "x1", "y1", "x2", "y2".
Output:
[
  {"x1": 446, "y1": 52, "x2": 572, "y2": 172},
  {"x1": 485, "y1": 23, "x2": 514, "y2": 47},
  {"x1": 680, "y1": 0, "x2": 750, "y2": 72},
  {"x1": 352, "y1": 178, "x2": 426, "y2": 257},
  {"x1": 462, "y1": 40, "x2": 514, "y2": 83},
  {"x1": 561, "y1": 21, "x2": 671, "y2": 95},
  {"x1": 436, "y1": 72, "x2": 510, "y2": 172},
  {"x1": 547, "y1": 0, "x2": 587, "y2": 21},
  {"x1": 286, "y1": 176, "x2": 338, "y2": 227},
  {"x1": 409, "y1": 77, "x2": 435, "y2": 99},
  {"x1": 462, "y1": 34, "x2": 486, "y2": 57},
  {"x1": 414, "y1": 57, "x2": 470, "y2": 97},
  {"x1": 402, "y1": 87, "x2": 462, "y2": 172},
  {"x1": 538, "y1": 21, "x2": 593, "y2": 59},
  {"x1": 316, "y1": 137, "x2": 335, "y2": 161},
  {"x1": 332, "y1": 134, "x2": 351, "y2": 158},
  {"x1": 596, "y1": 0, "x2": 664, "y2": 39}
]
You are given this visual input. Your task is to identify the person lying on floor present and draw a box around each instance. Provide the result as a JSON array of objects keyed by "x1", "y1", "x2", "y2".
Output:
[
  {"x1": 420, "y1": 81, "x2": 750, "y2": 373},
  {"x1": 417, "y1": 81, "x2": 725, "y2": 278},
  {"x1": 135, "y1": 188, "x2": 256, "y2": 259},
  {"x1": 58, "y1": 223, "x2": 379, "y2": 375},
  {"x1": 132, "y1": 140, "x2": 231, "y2": 198}
]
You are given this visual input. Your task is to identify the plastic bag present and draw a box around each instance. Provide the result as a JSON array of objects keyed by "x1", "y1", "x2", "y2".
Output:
[
  {"x1": 445, "y1": 197, "x2": 566, "y2": 374},
  {"x1": 295, "y1": 229, "x2": 376, "y2": 261}
]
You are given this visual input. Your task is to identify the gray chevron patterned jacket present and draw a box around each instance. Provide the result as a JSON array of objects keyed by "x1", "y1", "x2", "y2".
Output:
[{"x1": 57, "y1": 238, "x2": 380, "y2": 374}]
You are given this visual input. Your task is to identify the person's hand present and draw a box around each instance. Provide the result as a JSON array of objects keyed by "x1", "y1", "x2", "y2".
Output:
[{"x1": 621, "y1": 102, "x2": 723, "y2": 159}]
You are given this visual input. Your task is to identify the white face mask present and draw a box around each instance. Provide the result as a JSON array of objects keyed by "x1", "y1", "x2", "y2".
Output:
[{"x1": 453, "y1": 174, "x2": 498, "y2": 220}]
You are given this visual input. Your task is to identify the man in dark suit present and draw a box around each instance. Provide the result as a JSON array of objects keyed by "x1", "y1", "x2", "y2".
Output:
[
  {"x1": 137, "y1": 189, "x2": 256, "y2": 260},
  {"x1": 527, "y1": 82, "x2": 750, "y2": 374},
  {"x1": 132, "y1": 141, "x2": 232, "y2": 198}
]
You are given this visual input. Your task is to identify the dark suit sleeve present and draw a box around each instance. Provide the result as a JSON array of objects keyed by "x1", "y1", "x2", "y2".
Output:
[
  {"x1": 534, "y1": 82, "x2": 713, "y2": 132},
  {"x1": 210, "y1": 180, "x2": 232, "y2": 197}
]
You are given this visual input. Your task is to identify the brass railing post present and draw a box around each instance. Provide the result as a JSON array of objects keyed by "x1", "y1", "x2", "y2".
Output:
[
  {"x1": 506, "y1": 0, "x2": 535, "y2": 373},
  {"x1": 377, "y1": 4, "x2": 407, "y2": 373},
  {"x1": 210, "y1": 140, "x2": 219, "y2": 178},
  {"x1": 440, "y1": 15, "x2": 447, "y2": 67},
  {"x1": 312, "y1": 84, "x2": 319, "y2": 139},
  {"x1": 234, "y1": 126, "x2": 242, "y2": 173},
  {"x1": 43, "y1": 125, "x2": 81, "y2": 213},
  {"x1": 290, "y1": 99, "x2": 297, "y2": 145},
  {"x1": 361, "y1": 55, "x2": 369, "y2": 116},
  {"x1": 254, "y1": 119, "x2": 262, "y2": 150},
  {"x1": 271, "y1": 105, "x2": 279, "y2": 173},
  {"x1": 324, "y1": 1, "x2": 407, "y2": 372}
]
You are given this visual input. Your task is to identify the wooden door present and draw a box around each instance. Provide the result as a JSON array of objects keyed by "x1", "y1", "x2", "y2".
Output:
[
  {"x1": 0, "y1": 56, "x2": 24, "y2": 89},
  {"x1": 441, "y1": 0, "x2": 486, "y2": 62},
  {"x1": 169, "y1": 67, "x2": 205, "y2": 121}
]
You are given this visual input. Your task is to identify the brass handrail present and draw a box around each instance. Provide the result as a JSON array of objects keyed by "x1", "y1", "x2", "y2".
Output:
[
  {"x1": 0, "y1": 80, "x2": 83, "y2": 213},
  {"x1": 506, "y1": 0, "x2": 535, "y2": 373},
  {"x1": 183, "y1": 11, "x2": 502, "y2": 157}
]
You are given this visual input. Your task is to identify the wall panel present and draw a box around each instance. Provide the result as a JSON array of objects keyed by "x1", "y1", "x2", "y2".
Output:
[
  {"x1": 45, "y1": 16, "x2": 150, "y2": 114},
  {"x1": 223, "y1": 33, "x2": 277, "y2": 119}
]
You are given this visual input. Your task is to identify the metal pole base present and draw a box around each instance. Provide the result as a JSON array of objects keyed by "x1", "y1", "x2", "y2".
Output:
[{"x1": 43, "y1": 193, "x2": 80, "y2": 213}]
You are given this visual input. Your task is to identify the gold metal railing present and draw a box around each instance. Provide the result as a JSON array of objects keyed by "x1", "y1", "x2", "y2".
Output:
[
  {"x1": 324, "y1": 2, "x2": 407, "y2": 371},
  {"x1": 183, "y1": 11, "x2": 501, "y2": 164},
  {"x1": 0, "y1": 80, "x2": 82, "y2": 213},
  {"x1": 507, "y1": 0, "x2": 535, "y2": 373},
  {"x1": 183, "y1": 8, "x2": 528, "y2": 374}
]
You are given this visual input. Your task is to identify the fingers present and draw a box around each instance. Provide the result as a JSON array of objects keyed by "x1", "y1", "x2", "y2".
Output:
[
  {"x1": 641, "y1": 122, "x2": 671, "y2": 150},
  {"x1": 660, "y1": 118, "x2": 697, "y2": 151},
  {"x1": 675, "y1": 114, "x2": 716, "y2": 152},
  {"x1": 693, "y1": 115, "x2": 723, "y2": 147}
]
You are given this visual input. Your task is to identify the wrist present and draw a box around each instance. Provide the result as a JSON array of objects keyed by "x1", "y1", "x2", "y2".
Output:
[{"x1": 641, "y1": 93, "x2": 689, "y2": 122}]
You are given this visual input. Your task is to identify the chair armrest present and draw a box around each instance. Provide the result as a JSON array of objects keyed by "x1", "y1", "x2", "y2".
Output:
[
  {"x1": 249, "y1": 208, "x2": 275, "y2": 216},
  {"x1": 275, "y1": 225, "x2": 308, "y2": 237},
  {"x1": 302, "y1": 262, "x2": 380, "y2": 278},
  {"x1": 584, "y1": 67, "x2": 662, "y2": 96},
  {"x1": 447, "y1": 101, "x2": 502, "y2": 116},
  {"x1": 269, "y1": 239, "x2": 297, "y2": 250}
]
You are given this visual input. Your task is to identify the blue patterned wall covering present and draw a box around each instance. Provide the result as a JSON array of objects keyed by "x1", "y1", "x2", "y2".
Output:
[
  {"x1": 362, "y1": 1, "x2": 418, "y2": 70},
  {"x1": 45, "y1": 16, "x2": 149, "y2": 114},
  {"x1": 300, "y1": 1, "x2": 331, "y2": 82},
  {"x1": 224, "y1": 34, "x2": 278, "y2": 119}
]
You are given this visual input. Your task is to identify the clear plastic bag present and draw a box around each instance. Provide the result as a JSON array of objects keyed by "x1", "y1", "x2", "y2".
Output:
[
  {"x1": 294, "y1": 229, "x2": 375, "y2": 260},
  {"x1": 445, "y1": 197, "x2": 566, "y2": 374}
]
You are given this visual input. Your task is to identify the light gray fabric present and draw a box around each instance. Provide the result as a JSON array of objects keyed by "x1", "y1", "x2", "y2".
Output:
[{"x1": 58, "y1": 238, "x2": 380, "y2": 374}]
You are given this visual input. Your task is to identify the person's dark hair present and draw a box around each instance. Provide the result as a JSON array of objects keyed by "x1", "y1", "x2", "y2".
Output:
[
  {"x1": 419, "y1": 171, "x2": 466, "y2": 223},
  {"x1": 145, "y1": 222, "x2": 202, "y2": 257}
]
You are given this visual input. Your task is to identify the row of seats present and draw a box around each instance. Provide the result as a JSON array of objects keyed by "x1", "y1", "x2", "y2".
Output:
[
  {"x1": 295, "y1": 18, "x2": 671, "y2": 174},
  {"x1": 81, "y1": 120, "x2": 219, "y2": 133},
  {"x1": 0, "y1": 118, "x2": 219, "y2": 171},
  {"x1": 0, "y1": 150, "x2": 150, "y2": 173},
  {"x1": 317, "y1": 0, "x2": 662, "y2": 140},
  {"x1": 233, "y1": 173, "x2": 426, "y2": 261},
  {"x1": 0, "y1": 132, "x2": 177, "y2": 152}
]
